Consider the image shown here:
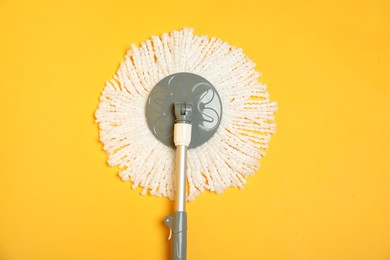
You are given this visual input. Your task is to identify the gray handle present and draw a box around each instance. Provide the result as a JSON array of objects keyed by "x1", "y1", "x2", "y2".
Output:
[{"x1": 164, "y1": 211, "x2": 187, "y2": 260}]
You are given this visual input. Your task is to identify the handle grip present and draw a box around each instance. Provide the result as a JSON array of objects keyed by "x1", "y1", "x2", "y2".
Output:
[{"x1": 164, "y1": 211, "x2": 187, "y2": 260}]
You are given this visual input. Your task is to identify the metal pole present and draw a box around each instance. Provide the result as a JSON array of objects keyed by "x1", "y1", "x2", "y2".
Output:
[{"x1": 175, "y1": 145, "x2": 187, "y2": 212}]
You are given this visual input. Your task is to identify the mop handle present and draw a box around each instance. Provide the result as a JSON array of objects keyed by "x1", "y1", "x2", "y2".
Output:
[{"x1": 164, "y1": 103, "x2": 192, "y2": 260}]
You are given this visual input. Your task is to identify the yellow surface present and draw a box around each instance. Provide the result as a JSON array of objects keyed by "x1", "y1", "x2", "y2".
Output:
[{"x1": 1, "y1": 0, "x2": 389, "y2": 259}]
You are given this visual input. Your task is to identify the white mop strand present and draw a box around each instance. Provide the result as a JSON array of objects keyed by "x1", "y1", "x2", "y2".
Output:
[{"x1": 96, "y1": 28, "x2": 277, "y2": 201}]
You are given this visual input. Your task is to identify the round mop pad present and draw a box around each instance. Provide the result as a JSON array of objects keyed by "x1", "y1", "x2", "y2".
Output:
[{"x1": 95, "y1": 28, "x2": 277, "y2": 201}]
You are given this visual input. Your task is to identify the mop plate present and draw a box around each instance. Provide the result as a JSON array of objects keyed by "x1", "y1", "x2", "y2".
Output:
[
  {"x1": 145, "y1": 72, "x2": 222, "y2": 149},
  {"x1": 96, "y1": 28, "x2": 277, "y2": 201}
]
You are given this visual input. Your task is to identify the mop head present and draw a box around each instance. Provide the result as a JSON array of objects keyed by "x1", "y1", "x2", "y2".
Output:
[{"x1": 96, "y1": 28, "x2": 277, "y2": 201}]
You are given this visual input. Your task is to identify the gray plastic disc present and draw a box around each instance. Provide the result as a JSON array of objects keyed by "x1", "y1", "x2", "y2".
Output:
[{"x1": 145, "y1": 73, "x2": 223, "y2": 149}]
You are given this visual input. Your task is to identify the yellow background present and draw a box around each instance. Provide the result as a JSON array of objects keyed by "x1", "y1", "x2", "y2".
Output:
[{"x1": 1, "y1": 0, "x2": 389, "y2": 259}]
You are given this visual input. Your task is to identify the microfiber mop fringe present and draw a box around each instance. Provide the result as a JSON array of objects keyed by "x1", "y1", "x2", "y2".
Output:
[{"x1": 95, "y1": 28, "x2": 277, "y2": 201}]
